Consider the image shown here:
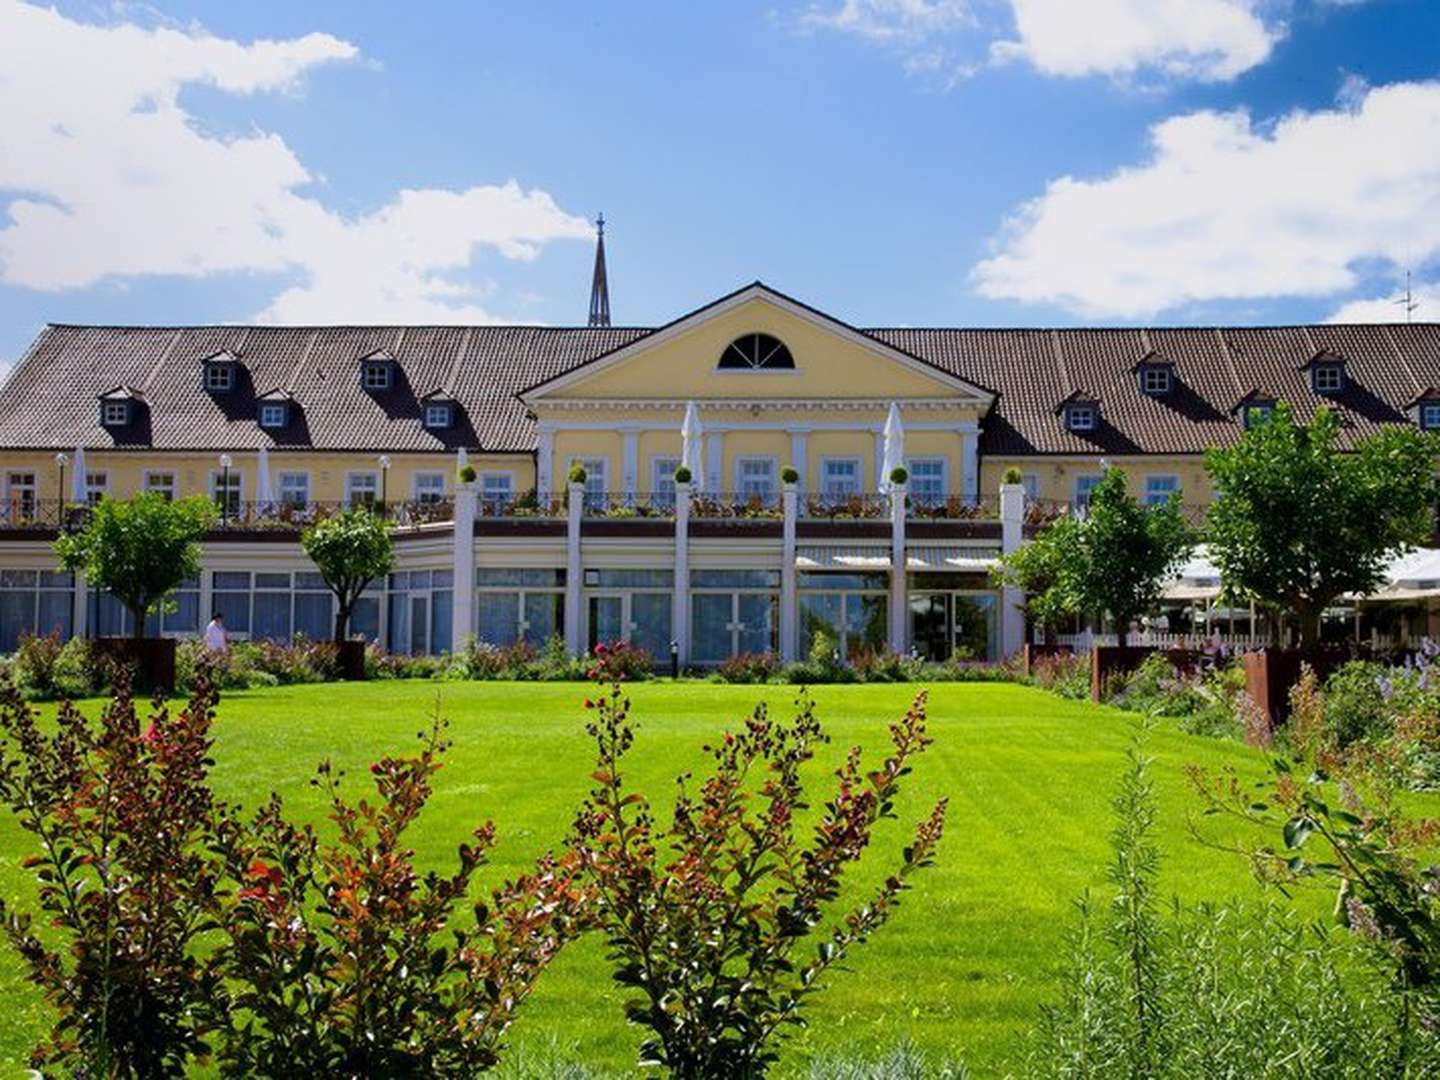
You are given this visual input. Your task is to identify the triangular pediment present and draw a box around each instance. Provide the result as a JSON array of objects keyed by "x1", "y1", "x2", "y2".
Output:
[{"x1": 521, "y1": 283, "x2": 995, "y2": 407}]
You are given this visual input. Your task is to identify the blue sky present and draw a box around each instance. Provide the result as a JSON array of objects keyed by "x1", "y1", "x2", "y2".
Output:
[{"x1": 1, "y1": 0, "x2": 1438, "y2": 368}]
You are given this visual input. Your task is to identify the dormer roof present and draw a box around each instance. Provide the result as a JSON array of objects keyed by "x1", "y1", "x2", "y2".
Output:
[{"x1": 1053, "y1": 389, "x2": 1099, "y2": 416}]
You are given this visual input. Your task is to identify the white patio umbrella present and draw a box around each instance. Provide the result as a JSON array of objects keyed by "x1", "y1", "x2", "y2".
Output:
[
  {"x1": 71, "y1": 446, "x2": 86, "y2": 503},
  {"x1": 880, "y1": 402, "x2": 905, "y2": 491},
  {"x1": 681, "y1": 401, "x2": 704, "y2": 493},
  {"x1": 456, "y1": 446, "x2": 469, "y2": 476},
  {"x1": 255, "y1": 445, "x2": 273, "y2": 509}
]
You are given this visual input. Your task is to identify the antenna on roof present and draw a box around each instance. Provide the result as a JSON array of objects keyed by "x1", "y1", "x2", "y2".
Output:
[{"x1": 1394, "y1": 269, "x2": 1420, "y2": 323}]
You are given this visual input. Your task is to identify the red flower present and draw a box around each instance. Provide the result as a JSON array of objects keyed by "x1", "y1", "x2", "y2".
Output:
[
  {"x1": 584, "y1": 698, "x2": 595, "y2": 709},
  {"x1": 595, "y1": 643, "x2": 608, "y2": 656},
  {"x1": 141, "y1": 722, "x2": 160, "y2": 744},
  {"x1": 370, "y1": 762, "x2": 383, "y2": 775}
]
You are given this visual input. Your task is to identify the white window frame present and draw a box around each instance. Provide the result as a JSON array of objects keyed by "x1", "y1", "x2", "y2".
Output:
[
  {"x1": 144, "y1": 471, "x2": 176, "y2": 500},
  {"x1": 423, "y1": 403, "x2": 451, "y2": 429},
  {"x1": 278, "y1": 471, "x2": 310, "y2": 508},
  {"x1": 1140, "y1": 367, "x2": 1171, "y2": 395},
  {"x1": 205, "y1": 364, "x2": 234, "y2": 392},
  {"x1": 1144, "y1": 475, "x2": 1180, "y2": 506},
  {"x1": 1074, "y1": 474, "x2": 1103, "y2": 508},
  {"x1": 413, "y1": 472, "x2": 446, "y2": 504},
  {"x1": 346, "y1": 471, "x2": 379, "y2": 506},
  {"x1": 820, "y1": 456, "x2": 863, "y2": 500},
  {"x1": 6, "y1": 472, "x2": 36, "y2": 521},
  {"x1": 362, "y1": 363, "x2": 392, "y2": 391},
  {"x1": 84, "y1": 471, "x2": 109, "y2": 505},
  {"x1": 650, "y1": 456, "x2": 681, "y2": 506},
  {"x1": 1021, "y1": 473, "x2": 1040, "y2": 501},
  {"x1": 907, "y1": 457, "x2": 947, "y2": 505},
  {"x1": 1313, "y1": 365, "x2": 1344, "y2": 395},
  {"x1": 100, "y1": 401, "x2": 129, "y2": 426},
  {"x1": 209, "y1": 470, "x2": 243, "y2": 514},
  {"x1": 479, "y1": 471, "x2": 513, "y2": 510},
  {"x1": 734, "y1": 456, "x2": 778, "y2": 504},
  {"x1": 258, "y1": 402, "x2": 287, "y2": 429},
  {"x1": 572, "y1": 457, "x2": 607, "y2": 511},
  {"x1": 1067, "y1": 405, "x2": 1096, "y2": 432}
]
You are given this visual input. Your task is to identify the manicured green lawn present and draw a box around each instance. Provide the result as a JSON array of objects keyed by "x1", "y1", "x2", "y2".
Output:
[{"x1": 0, "y1": 680, "x2": 1328, "y2": 1075}]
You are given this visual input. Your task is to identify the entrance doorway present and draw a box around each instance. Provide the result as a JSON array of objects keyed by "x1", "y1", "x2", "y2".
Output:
[
  {"x1": 908, "y1": 592, "x2": 997, "y2": 662},
  {"x1": 586, "y1": 591, "x2": 673, "y2": 658}
]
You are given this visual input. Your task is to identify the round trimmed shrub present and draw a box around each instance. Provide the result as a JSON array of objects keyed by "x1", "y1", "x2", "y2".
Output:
[
  {"x1": 1002, "y1": 466, "x2": 1024, "y2": 485},
  {"x1": 674, "y1": 465, "x2": 692, "y2": 484},
  {"x1": 568, "y1": 463, "x2": 587, "y2": 485},
  {"x1": 457, "y1": 464, "x2": 477, "y2": 484},
  {"x1": 781, "y1": 466, "x2": 799, "y2": 485},
  {"x1": 889, "y1": 465, "x2": 909, "y2": 485}
]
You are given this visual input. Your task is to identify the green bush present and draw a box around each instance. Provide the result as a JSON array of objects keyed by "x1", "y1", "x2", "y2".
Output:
[
  {"x1": 780, "y1": 465, "x2": 799, "y2": 485},
  {"x1": 1323, "y1": 660, "x2": 1393, "y2": 747},
  {"x1": 711, "y1": 652, "x2": 782, "y2": 684}
]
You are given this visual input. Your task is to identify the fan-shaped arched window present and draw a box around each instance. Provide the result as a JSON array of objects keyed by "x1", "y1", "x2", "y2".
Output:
[{"x1": 717, "y1": 333, "x2": 795, "y2": 371}]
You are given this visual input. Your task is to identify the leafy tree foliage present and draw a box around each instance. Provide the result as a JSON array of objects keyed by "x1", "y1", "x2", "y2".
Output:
[
  {"x1": 1205, "y1": 404, "x2": 1439, "y2": 649},
  {"x1": 54, "y1": 493, "x2": 216, "y2": 640},
  {"x1": 0, "y1": 668, "x2": 229, "y2": 1076},
  {"x1": 300, "y1": 508, "x2": 395, "y2": 641},
  {"x1": 571, "y1": 654, "x2": 948, "y2": 1076},
  {"x1": 1068, "y1": 468, "x2": 1193, "y2": 646},
  {"x1": 993, "y1": 514, "x2": 1084, "y2": 643}
]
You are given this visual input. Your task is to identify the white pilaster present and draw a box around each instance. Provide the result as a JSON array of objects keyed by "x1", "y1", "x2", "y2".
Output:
[
  {"x1": 788, "y1": 430, "x2": 808, "y2": 495},
  {"x1": 1000, "y1": 481, "x2": 1025, "y2": 659},
  {"x1": 71, "y1": 567, "x2": 87, "y2": 640},
  {"x1": 781, "y1": 482, "x2": 798, "y2": 661},
  {"x1": 198, "y1": 569, "x2": 213, "y2": 638},
  {"x1": 674, "y1": 481, "x2": 691, "y2": 667},
  {"x1": 705, "y1": 432, "x2": 724, "y2": 494},
  {"x1": 961, "y1": 428, "x2": 979, "y2": 504},
  {"x1": 565, "y1": 481, "x2": 584, "y2": 655},
  {"x1": 622, "y1": 430, "x2": 639, "y2": 499},
  {"x1": 537, "y1": 429, "x2": 555, "y2": 496},
  {"x1": 889, "y1": 482, "x2": 907, "y2": 654},
  {"x1": 452, "y1": 483, "x2": 477, "y2": 651}
]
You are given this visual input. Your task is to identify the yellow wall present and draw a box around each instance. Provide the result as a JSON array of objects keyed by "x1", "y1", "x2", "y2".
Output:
[
  {"x1": 0, "y1": 450, "x2": 533, "y2": 504},
  {"x1": 980, "y1": 456, "x2": 1211, "y2": 504}
]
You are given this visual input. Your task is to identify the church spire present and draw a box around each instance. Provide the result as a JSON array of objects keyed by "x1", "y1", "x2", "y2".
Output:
[{"x1": 588, "y1": 213, "x2": 611, "y2": 328}]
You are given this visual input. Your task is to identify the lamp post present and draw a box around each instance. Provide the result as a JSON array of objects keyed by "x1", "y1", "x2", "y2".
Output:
[
  {"x1": 378, "y1": 455, "x2": 392, "y2": 516},
  {"x1": 55, "y1": 453, "x2": 67, "y2": 519},
  {"x1": 219, "y1": 454, "x2": 232, "y2": 527}
]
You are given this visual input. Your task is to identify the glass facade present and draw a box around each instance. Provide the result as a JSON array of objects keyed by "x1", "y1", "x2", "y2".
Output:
[
  {"x1": 474, "y1": 568, "x2": 564, "y2": 649},
  {"x1": 89, "y1": 576, "x2": 200, "y2": 639},
  {"x1": 689, "y1": 569, "x2": 779, "y2": 661},
  {"x1": 387, "y1": 570, "x2": 453, "y2": 655},
  {"x1": 584, "y1": 568, "x2": 671, "y2": 658},
  {"x1": 210, "y1": 570, "x2": 380, "y2": 643},
  {"x1": 798, "y1": 571, "x2": 888, "y2": 659},
  {"x1": 0, "y1": 570, "x2": 74, "y2": 651}
]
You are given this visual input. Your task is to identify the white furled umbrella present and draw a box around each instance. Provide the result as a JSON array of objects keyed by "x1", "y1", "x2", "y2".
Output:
[
  {"x1": 255, "y1": 446, "x2": 273, "y2": 509},
  {"x1": 71, "y1": 446, "x2": 86, "y2": 503},
  {"x1": 681, "y1": 401, "x2": 704, "y2": 493},
  {"x1": 456, "y1": 446, "x2": 468, "y2": 476},
  {"x1": 880, "y1": 402, "x2": 905, "y2": 491}
]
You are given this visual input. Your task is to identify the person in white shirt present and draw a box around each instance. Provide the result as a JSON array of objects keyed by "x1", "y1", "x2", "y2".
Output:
[{"x1": 203, "y1": 612, "x2": 229, "y2": 654}]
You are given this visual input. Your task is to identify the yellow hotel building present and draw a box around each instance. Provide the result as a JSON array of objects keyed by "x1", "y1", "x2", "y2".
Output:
[{"x1": 1, "y1": 239, "x2": 1438, "y2": 663}]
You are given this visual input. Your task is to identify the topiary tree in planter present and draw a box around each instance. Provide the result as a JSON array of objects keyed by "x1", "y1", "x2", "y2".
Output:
[
  {"x1": 889, "y1": 465, "x2": 909, "y2": 486},
  {"x1": 55, "y1": 493, "x2": 216, "y2": 641},
  {"x1": 567, "y1": 463, "x2": 587, "y2": 485},
  {"x1": 674, "y1": 465, "x2": 692, "y2": 484},
  {"x1": 457, "y1": 464, "x2": 477, "y2": 485},
  {"x1": 1002, "y1": 465, "x2": 1024, "y2": 485},
  {"x1": 301, "y1": 508, "x2": 394, "y2": 644},
  {"x1": 781, "y1": 465, "x2": 799, "y2": 485}
]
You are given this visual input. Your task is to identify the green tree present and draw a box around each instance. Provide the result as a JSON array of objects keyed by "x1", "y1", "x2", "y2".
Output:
[
  {"x1": 300, "y1": 508, "x2": 395, "y2": 641},
  {"x1": 1205, "y1": 404, "x2": 1438, "y2": 649},
  {"x1": 54, "y1": 493, "x2": 216, "y2": 640},
  {"x1": 992, "y1": 514, "x2": 1083, "y2": 644},
  {"x1": 1070, "y1": 468, "x2": 1193, "y2": 647}
]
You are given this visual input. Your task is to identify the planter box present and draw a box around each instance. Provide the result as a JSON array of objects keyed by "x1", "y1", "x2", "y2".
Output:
[
  {"x1": 93, "y1": 637, "x2": 177, "y2": 693},
  {"x1": 337, "y1": 639, "x2": 367, "y2": 681},
  {"x1": 1242, "y1": 647, "x2": 1358, "y2": 727}
]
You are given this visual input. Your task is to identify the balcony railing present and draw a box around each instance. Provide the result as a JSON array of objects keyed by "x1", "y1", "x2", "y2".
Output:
[
  {"x1": 477, "y1": 492, "x2": 567, "y2": 518},
  {"x1": 691, "y1": 492, "x2": 784, "y2": 520},
  {"x1": 801, "y1": 492, "x2": 888, "y2": 520},
  {"x1": 209, "y1": 499, "x2": 456, "y2": 530},
  {"x1": 906, "y1": 495, "x2": 1000, "y2": 521},
  {"x1": 579, "y1": 492, "x2": 677, "y2": 520}
]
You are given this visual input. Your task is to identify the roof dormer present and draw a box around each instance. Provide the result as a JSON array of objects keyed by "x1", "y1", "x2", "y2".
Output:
[
  {"x1": 1301, "y1": 349, "x2": 1346, "y2": 397},
  {"x1": 1055, "y1": 390, "x2": 1100, "y2": 434},
  {"x1": 1406, "y1": 389, "x2": 1440, "y2": 431},
  {"x1": 1231, "y1": 389, "x2": 1277, "y2": 430},
  {"x1": 1131, "y1": 351, "x2": 1175, "y2": 397},
  {"x1": 256, "y1": 388, "x2": 295, "y2": 431},
  {"x1": 359, "y1": 349, "x2": 396, "y2": 392},
  {"x1": 420, "y1": 389, "x2": 456, "y2": 430},
  {"x1": 97, "y1": 386, "x2": 143, "y2": 428},
  {"x1": 201, "y1": 349, "x2": 240, "y2": 393}
]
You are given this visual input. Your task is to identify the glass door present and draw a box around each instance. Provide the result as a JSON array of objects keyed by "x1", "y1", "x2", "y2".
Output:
[
  {"x1": 952, "y1": 594, "x2": 997, "y2": 661},
  {"x1": 909, "y1": 593, "x2": 949, "y2": 662},
  {"x1": 409, "y1": 595, "x2": 429, "y2": 656},
  {"x1": 588, "y1": 593, "x2": 625, "y2": 650}
]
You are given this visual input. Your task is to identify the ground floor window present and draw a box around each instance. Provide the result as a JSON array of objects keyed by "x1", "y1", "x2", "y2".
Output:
[
  {"x1": 584, "y1": 568, "x2": 671, "y2": 659},
  {"x1": 388, "y1": 570, "x2": 453, "y2": 655},
  {"x1": 0, "y1": 569, "x2": 73, "y2": 651},
  {"x1": 209, "y1": 571, "x2": 380, "y2": 644},
  {"x1": 89, "y1": 576, "x2": 200, "y2": 639},
  {"x1": 799, "y1": 571, "x2": 888, "y2": 660},
  {"x1": 690, "y1": 569, "x2": 780, "y2": 662},
  {"x1": 907, "y1": 584, "x2": 998, "y2": 661},
  {"x1": 474, "y1": 568, "x2": 565, "y2": 649}
]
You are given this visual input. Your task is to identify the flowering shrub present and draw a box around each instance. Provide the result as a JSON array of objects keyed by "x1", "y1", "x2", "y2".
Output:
[
  {"x1": 585, "y1": 639, "x2": 652, "y2": 681},
  {"x1": 212, "y1": 710, "x2": 587, "y2": 1075},
  {"x1": 0, "y1": 667, "x2": 229, "y2": 1075},
  {"x1": 12, "y1": 631, "x2": 102, "y2": 700},
  {"x1": 571, "y1": 675, "x2": 948, "y2": 1074},
  {"x1": 1028, "y1": 651, "x2": 1090, "y2": 699},
  {"x1": 712, "y1": 651, "x2": 783, "y2": 684}
]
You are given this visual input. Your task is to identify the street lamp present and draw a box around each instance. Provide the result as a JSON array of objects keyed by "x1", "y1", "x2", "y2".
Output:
[
  {"x1": 378, "y1": 455, "x2": 392, "y2": 515},
  {"x1": 54, "y1": 453, "x2": 67, "y2": 518},
  {"x1": 219, "y1": 454, "x2": 233, "y2": 526}
]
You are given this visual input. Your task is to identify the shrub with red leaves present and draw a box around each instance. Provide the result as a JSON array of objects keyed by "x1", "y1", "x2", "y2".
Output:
[
  {"x1": 586, "y1": 639, "x2": 653, "y2": 682},
  {"x1": 0, "y1": 665, "x2": 229, "y2": 1077},
  {"x1": 571, "y1": 677, "x2": 948, "y2": 1075},
  {"x1": 211, "y1": 709, "x2": 588, "y2": 1077}
]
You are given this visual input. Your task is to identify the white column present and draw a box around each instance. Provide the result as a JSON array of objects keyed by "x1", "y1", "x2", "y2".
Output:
[
  {"x1": 537, "y1": 429, "x2": 554, "y2": 496},
  {"x1": 674, "y1": 481, "x2": 691, "y2": 666},
  {"x1": 961, "y1": 427, "x2": 979, "y2": 504},
  {"x1": 452, "y1": 482, "x2": 477, "y2": 650},
  {"x1": 1000, "y1": 481, "x2": 1025, "y2": 659},
  {"x1": 781, "y1": 481, "x2": 798, "y2": 661},
  {"x1": 889, "y1": 482, "x2": 907, "y2": 654},
  {"x1": 622, "y1": 430, "x2": 639, "y2": 499},
  {"x1": 789, "y1": 430, "x2": 808, "y2": 495},
  {"x1": 71, "y1": 567, "x2": 88, "y2": 640},
  {"x1": 705, "y1": 432, "x2": 724, "y2": 494},
  {"x1": 565, "y1": 480, "x2": 584, "y2": 655}
]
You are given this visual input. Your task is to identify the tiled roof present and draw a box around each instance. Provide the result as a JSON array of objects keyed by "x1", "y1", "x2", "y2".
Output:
[{"x1": 2, "y1": 320, "x2": 1439, "y2": 457}]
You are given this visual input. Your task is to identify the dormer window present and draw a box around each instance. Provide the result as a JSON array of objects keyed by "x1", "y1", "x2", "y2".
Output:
[
  {"x1": 1066, "y1": 405, "x2": 1096, "y2": 432},
  {"x1": 1312, "y1": 363, "x2": 1344, "y2": 396},
  {"x1": 424, "y1": 402, "x2": 452, "y2": 429},
  {"x1": 258, "y1": 403, "x2": 288, "y2": 429},
  {"x1": 101, "y1": 400, "x2": 130, "y2": 427},
  {"x1": 1423, "y1": 403, "x2": 1440, "y2": 431},
  {"x1": 201, "y1": 350, "x2": 239, "y2": 393},
  {"x1": 1139, "y1": 366, "x2": 1172, "y2": 396},
  {"x1": 359, "y1": 349, "x2": 396, "y2": 391},
  {"x1": 1242, "y1": 404, "x2": 1273, "y2": 429}
]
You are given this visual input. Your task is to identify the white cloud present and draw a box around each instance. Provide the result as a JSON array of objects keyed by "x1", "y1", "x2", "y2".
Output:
[
  {"x1": 993, "y1": 0, "x2": 1277, "y2": 83},
  {"x1": 1328, "y1": 281, "x2": 1440, "y2": 323},
  {"x1": 0, "y1": 2, "x2": 591, "y2": 321},
  {"x1": 798, "y1": 0, "x2": 974, "y2": 42},
  {"x1": 971, "y1": 80, "x2": 1440, "y2": 317}
]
